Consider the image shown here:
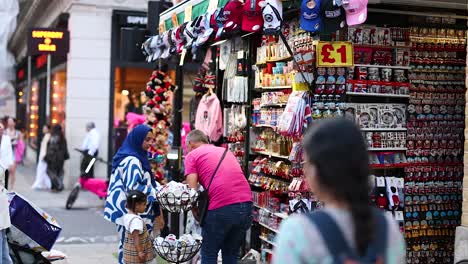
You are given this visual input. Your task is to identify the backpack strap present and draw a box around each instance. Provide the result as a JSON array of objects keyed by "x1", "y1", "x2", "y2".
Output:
[{"x1": 306, "y1": 209, "x2": 388, "y2": 263}]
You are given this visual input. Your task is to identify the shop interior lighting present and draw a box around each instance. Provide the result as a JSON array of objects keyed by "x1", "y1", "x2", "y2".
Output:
[
  {"x1": 30, "y1": 115, "x2": 36, "y2": 119},
  {"x1": 52, "y1": 106, "x2": 57, "y2": 111},
  {"x1": 30, "y1": 124, "x2": 35, "y2": 128},
  {"x1": 19, "y1": 91, "x2": 23, "y2": 96},
  {"x1": 32, "y1": 87, "x2": 36, "y2": 92},
  {"x1": 122, "y1": 89, "x2": 129, "y2": 96},
  {"x1": 52, "y1": 119, "x2": 58, "y2": 124},
  {"x1": 29, "y1": 132, "x2": 35, "y2": 137},
  {"x1": 53, "y1": 80, "x2": 58, "y2": 86},
  {"x1": 18, "y1": 99, "x2": 23, "y2": 103},
  {"x1": 53, "y1": 93, "x2": 59, "y2": 98}
]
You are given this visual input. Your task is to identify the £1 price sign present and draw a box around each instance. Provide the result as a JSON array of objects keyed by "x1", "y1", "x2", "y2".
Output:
[{"x1": 316, "y1": 42, "x2": 354, "y2": 67}]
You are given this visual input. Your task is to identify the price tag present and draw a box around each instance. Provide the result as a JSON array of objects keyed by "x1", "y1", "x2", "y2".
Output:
[
  {"x1": 159, "y1": 22, "x2": 166, "y2": 33},
  {"x1": 376, "y1": 177, "x2": 385, "y2": 187},
  {"x1": 396, "y1": 178, "x2": 404, "y2": 188},
  {"x1": 184, "y1": 5, "x2": 192, "y2": 23},
  {"x1": 316, "y1": 41, "x2": 354, "y2": 67},
  {"x1": 179, "y1": 48, "x2": 187, "y2": 66},
  {"x1": 294, "y1": 53, "x2": 303, "y2": 63},
  {"x1": 395, "y1": 211, "x2": 404, "y2": 221},
  {"x1": 207, "y1": 0, "x2": 219, "y2": 12},
  {"x1": 171, "y1": 12, "x2": 179, "y2": 27}
]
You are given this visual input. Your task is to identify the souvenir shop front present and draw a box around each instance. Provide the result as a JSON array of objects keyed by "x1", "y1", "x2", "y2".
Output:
[{"x1": 139, "y1": 0, "x2": 467, "y2": 263}]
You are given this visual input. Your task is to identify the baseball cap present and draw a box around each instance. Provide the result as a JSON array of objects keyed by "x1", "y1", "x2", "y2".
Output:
[
  {"x1": 300, "y1": 0, "x2": 321, "y2": 33},
  {"x1": 152, "y1": 35, "x2": 164, "y2": 61},
  {"x1": 260, "y1": 0, "x2": 283, "y2": 35},
  {"x1": 215, "y1": 8, "x2": 227, "y2": 40},
  {"x1": 343, "y1": 0, "x2": 368, "y2": 26},
  {"x1": 242, "y1": 0, "x2": 263, "y2": 32},
  {"x1": 223, "y1": 0, "x2": 244, "y2": 33},
  {"x1": 160, "y1": 31, "x2": 171, "y2": 59},
  {"x1": 320, "y1": 0, "x2": 346, "y2": 34}
]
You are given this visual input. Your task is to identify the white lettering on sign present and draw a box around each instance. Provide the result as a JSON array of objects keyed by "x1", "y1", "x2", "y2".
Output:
[{"x1": 127, "y1": 16, "x2": 147, "y2": 25}]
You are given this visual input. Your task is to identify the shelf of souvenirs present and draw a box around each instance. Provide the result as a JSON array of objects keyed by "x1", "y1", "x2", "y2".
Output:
[
  {"x1": 254, "y1": 85, "x2": 292, "y2": 91},
  {"x1": 252, "y1": 150, "x2": 290, "y2": 160},
  {"x1": 347, "y1": 92, "x2": 410, "y2": 98},
  {"x1": 260, "y1": 103, "x2": 287, "y2": 108},
  {"x1": 404, "y1": 162, "x2": 463, "y2": 167},
  {"x1": 368, "y1": 147, "x2": 407, "y2": 151},
  {"x1": 409, "y1": 80, "x2": 465, "y2": 85},
  {"x1": 410, "y1": 68, "x2": 465, "y2": 74},
  {"x1": 260, "y1": 236, "x2": 277, "y2": 247},
  {"x1": 253, "y1": 124, "x2": 277, "y2": 129},
  {"x1": 254, "y1": 204, "x2": 289, "y2": 220},
  {"x1": 353, "y1": 43, "x2": 411, "y2": 50},
  {"x1": 409, "y1": 36, "x2": 467, "y2": 45},
  {"x1": 360, "y1": 127, "x2": 407, "y2": 132},
  {"x1": 256, "y1": 56, "x2": 293, "y2": 65},
  {"x1": 370, "y1": 163, "x2": 408, "y2": 169},
  {"x1": 354, "y1": 64, "x2": 412, "y2": 70}
]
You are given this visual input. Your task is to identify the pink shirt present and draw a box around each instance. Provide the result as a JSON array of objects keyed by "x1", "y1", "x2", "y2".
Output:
[{"x1": 184, "y1": 144, "x2": 252, "y2": 210}]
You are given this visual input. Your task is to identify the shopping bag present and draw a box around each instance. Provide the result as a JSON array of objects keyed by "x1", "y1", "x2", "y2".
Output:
[{"x1": 8, "y1": 192, "x2": 62, "y2": 251}]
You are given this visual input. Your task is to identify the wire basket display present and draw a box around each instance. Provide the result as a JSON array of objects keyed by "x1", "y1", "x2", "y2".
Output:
[
  {"x1": 156, "y1": 190, "x2": 198, "y2": 213},
  {"x1": 154, "y1": 239, "x2": 202, "y2": 263}
]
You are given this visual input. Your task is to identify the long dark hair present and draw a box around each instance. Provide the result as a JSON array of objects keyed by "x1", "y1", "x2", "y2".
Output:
[
  {"x1": 303, "y1": 118, "x2": 372, "y2": 256},
  {"x1": 51, "y1": 124, "x2": 65, "y2": 144},
  {"x1": 126, "y1": 190, "x2": 147, "y2": 213}
]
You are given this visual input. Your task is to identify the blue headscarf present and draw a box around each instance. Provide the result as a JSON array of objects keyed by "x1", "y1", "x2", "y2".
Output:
[{"x1": 111, "y1": 124, "x2": 152, "y2": 174}]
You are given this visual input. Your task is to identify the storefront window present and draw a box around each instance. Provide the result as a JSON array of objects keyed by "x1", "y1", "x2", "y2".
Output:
[
  {"x1": 50, "y1": 71, "x2": 67, "y2": 128},
  {"x1": 29, "y1": 80, "x2": 39, "y2": 149}
]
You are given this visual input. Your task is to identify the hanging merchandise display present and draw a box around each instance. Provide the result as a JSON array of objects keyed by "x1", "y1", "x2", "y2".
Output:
[
  {"x1": 146, "y1": 0, "x2": 467, "y2": 263},
  {"x1": 143, "y1": 69, "x2": 175, "y2": 182}
]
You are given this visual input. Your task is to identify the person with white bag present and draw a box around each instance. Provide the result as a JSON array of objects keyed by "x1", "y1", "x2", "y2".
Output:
[{"x1": 0, "y1": 122, "x2": 14, "y2": 264}]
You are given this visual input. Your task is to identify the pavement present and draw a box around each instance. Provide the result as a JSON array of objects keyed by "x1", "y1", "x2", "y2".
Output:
[{"x1": 12, "y1": 160, "x2": 119, "y2": 264}]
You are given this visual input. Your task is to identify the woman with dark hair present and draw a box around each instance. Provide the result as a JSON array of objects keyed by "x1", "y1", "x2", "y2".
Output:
[
  {"x1": 273, "y1": 118, "x2": 405, "y2": 264},
  {"x1": 104, "y1": 124, "x2": 161, "y2": 264},
  {"x1": 44, "y1": 125, "x2": 69, "y2": 192}
]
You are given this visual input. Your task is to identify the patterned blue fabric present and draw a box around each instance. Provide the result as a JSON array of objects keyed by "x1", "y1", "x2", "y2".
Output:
[{"x1": 104, "y1": 156, "x2": 159, "y2": 264}]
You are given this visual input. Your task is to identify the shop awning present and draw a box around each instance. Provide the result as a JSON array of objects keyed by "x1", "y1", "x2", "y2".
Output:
[{"x1": 159, "y1": 0, "x2": 230, "y2": 31}]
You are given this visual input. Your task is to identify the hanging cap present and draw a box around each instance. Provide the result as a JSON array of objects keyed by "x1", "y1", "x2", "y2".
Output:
[
  {"x1": 214, "y1": 7, "x2": 227, "y2": 40},
  {"x1": 242, "y1": 0, "x2": 263, "y2": 32},
  {"x1": 300, "y1": 0, "x2": 322, "y2": 33},
  {"x1": 343, "y1": 0, "x2": 368, "y2": 26},
  {"x1": 152, "y1": 35, "x2": 164, "y2": 61},
  {"x1": 260, "y1": 0, "x2": 282, "y2": 35},
  {"x1": 320, "y1": 0, "x2": 346, "y2": 34},
  {"x1": 161, "y1": 31, "x2": 171, "y2": 59},
  {"x1": 196, "y1": 14, "x2": 213, "y2": 46},
  {"x1": 223, "y1": 0, "x2": 244, "y2": 33}
]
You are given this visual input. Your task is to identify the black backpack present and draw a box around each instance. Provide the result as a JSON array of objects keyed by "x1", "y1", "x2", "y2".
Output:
[{"x1": 306, "y1": 209, "x2": 387, "y2": 264}]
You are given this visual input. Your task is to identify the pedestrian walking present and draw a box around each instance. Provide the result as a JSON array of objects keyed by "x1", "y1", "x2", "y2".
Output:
[
  {"x1": 104, "y1": 124, "x2": 161, "y2": 264},
  {"x1": 273, "y1": 119, "x2": 405, "y2": 264},
  {"x1": 184, "y1": 130, "x2": 252, "y2": 264},
  {"x1": 80, "y1": 122, "x2": 100, "y2": 178},
  {"x1": 122, "y1": 190, "x2": 156, "y2": 264},
  {"x1": 32, "y1": 124, "x2": 52, "y2": 190},
  {"x1": 0, "y1": 122, "x2": 13, "y2": 264},
  {"x1": 3, "y1": 117, "x2": 22, "y2": 190},
  {"x1": 44, "y1": 124, "x2": 69, "y2": 192}
]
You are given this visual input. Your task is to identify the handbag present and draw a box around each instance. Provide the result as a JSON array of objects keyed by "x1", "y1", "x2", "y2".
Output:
[{"x1": 197, "y1": 148, "x2": 228, "y2": 226}]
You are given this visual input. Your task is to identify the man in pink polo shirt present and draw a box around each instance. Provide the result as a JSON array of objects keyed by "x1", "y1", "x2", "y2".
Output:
[{"x1": 184, "y1": 130, "x2": 252, "y2": 264}]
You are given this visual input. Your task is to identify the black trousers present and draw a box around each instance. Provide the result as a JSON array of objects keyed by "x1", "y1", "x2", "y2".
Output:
[
  {"x1": 80, "y1": 150, "x2": 98, "y2": 178},
  {"x1": 4, "y1": 170, "x2": 9, "y2": 189}
]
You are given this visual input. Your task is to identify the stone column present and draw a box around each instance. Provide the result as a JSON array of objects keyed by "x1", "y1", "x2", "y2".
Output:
[
  {"x1": 63, "y1": 4, "x2": 112, "y2": 189},
  {"x1": 455, "y1": 28, "x2": 468, "y2": 263}
]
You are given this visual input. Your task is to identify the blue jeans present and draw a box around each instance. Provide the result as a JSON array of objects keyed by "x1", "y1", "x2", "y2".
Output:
[
  {"x1": 201, "y1": 202, "x2": 253, "y2": 264},
  {"x1": 0, "y1": 229, "x2": 12, "y2": 264}
]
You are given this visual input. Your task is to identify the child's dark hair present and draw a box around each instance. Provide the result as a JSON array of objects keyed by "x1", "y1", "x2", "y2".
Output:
[
  {"x1": 303, "y1": 118, "x2": 372, "y2": 256},
  {"x1": 126, "y1": 190, "x2": 147, "y2": 213}
]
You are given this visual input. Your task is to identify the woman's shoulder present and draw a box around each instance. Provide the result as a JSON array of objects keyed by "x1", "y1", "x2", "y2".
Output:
[{"x1": 118, "y1": 156, "x2": 142, "y2": 168}]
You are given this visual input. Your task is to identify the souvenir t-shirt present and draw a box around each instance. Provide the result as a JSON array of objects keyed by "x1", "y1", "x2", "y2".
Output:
[
  {"x1": 184, "y1": 144, "x2": 252, "y2": 210},
  {"x1": 123, "y1": 213, "x2": 144, "y2": 234}
]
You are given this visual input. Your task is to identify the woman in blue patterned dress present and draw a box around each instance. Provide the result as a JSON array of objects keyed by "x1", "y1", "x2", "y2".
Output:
[{"x1": 104, "y1": 124, "x2": 161, "y2": 264}]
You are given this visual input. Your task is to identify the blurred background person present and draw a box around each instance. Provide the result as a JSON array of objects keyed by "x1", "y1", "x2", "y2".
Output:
[
  {"x1": 80, "y1": 122, "x2": 100, "y2": 178},
  {"x1": 273, "y1": 119, "x2": 405, "y2": 264},
  {"x1": 0, "y1": 122, "x2": 13, "y2": 189},
  {"x1": 125, "y1": 93, "x2": 143, "y2": 115},
  {"x1": 32, "y1": 124, "x2": 51, "y2": 190},
  {"x1": 45, "y1": 125, "x2": 69, "y2": 192},
  {"x1": 3, "y1": 116, "x2": 22, "y2": 189}
]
